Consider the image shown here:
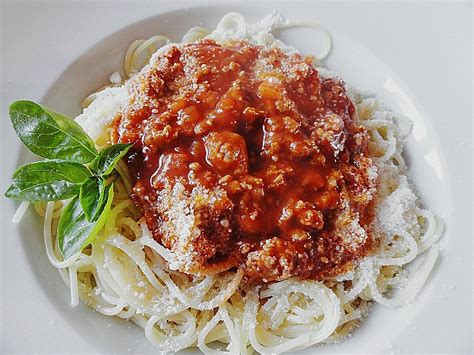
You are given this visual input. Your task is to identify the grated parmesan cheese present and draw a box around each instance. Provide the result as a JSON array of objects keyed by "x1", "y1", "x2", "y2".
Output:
[
  {"x1": 109, "y1": 71, "x2": 122, "y2": 84},
  {"x1": 75, "y1": 86, "x2": 129, "y2": 147}
]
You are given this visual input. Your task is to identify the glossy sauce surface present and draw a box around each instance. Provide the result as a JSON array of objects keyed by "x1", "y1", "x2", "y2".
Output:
[{"x1": 113, "y1": 40, "x2": 378, "y2": 282}]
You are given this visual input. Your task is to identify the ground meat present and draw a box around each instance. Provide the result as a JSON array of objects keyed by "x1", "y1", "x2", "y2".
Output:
[
  {"x1": 204, "y1": 131, "x2": 249, "y2": 175},
  {"x1": 114, "y1": 40, "x2": 378, "y2": 281}
]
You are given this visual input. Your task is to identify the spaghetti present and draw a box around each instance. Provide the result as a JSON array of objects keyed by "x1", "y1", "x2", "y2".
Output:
[{"x1": 19, "y1": 12, "x2": 442, "y2": 354}]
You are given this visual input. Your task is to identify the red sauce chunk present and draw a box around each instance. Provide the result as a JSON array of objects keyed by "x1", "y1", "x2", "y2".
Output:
[{"x1": 112, "y1": 40, "x2": 378, "y2": 282}]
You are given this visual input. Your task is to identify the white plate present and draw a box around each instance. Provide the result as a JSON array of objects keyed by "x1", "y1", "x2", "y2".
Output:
[{"x1": 1, "y1": 1, "x2": 472, "y2": 353}]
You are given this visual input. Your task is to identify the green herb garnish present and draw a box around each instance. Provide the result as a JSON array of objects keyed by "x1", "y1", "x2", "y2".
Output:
[
  {"x1": 5, "y1": 100, "x2": 133, "y2": 258},
  {"x1": 5, "y1": 161, "x2": 91, "y2": 201}
]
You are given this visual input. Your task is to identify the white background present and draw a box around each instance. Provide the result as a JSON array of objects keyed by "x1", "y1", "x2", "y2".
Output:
[{"x1": 0, "y1": 1, "x2": 472, "y2": 353}]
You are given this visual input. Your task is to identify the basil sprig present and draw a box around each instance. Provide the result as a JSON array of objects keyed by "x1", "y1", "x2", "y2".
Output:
[
  {"x1": 10, "y1": 100, "x2": 98, "y2": 163},
  {"x1": 5, "y1": 161, "x2": 91, "y2": 201},
  {"x1": 58, "y1": 185, "x2": 114, "y2": 259},
  {"x1": 90, "y1": 143, "x2": 133, "y2": 176},
  {"x1": 79, "y1": 176, "x2": 107, "y2": 222},
  {"x1": 5, "y1": 100, "x2": 133, "y2": 258}
]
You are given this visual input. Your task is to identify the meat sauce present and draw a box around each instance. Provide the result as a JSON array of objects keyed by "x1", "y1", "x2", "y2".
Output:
[{"x1": 112, "y1": 40, "x2": 378, "y2": 282}]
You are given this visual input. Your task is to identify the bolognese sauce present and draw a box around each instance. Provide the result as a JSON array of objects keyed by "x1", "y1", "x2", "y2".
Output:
[{"x1": 112, "y1": 39, "x2": 378, "y2": 282}]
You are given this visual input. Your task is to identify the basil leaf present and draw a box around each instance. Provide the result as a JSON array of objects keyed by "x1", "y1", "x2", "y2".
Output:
[
  {"x1": 5, "y1": 161, "x2": 91, "y2": 201},
  {"x1": 9, "y1": 100, "x2": 97, "y2": 163},
  {"x1": 58, "y1": 184, "x2": 114, "y2": 259},
  {"x1": 90, "y1": 143, "x2": 133, "y2": 176},
  {"x1": 79, "y1": 177, "x2": 106, "y2": 222}
]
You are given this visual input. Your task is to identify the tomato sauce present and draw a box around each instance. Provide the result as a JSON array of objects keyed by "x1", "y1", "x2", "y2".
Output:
[{"x1": 113, "y1": 40, "x2": 378, "y2": 282}]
